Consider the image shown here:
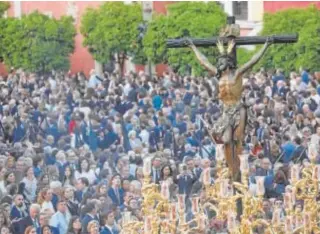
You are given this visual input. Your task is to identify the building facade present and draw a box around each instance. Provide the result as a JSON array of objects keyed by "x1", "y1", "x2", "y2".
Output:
[{"x1": 0, "y1": 1, "x2": 319, "y2": 77}]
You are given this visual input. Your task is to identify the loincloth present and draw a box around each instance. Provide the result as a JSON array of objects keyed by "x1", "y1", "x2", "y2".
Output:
[{"x1": 211, "y1": 101, "x2": 254, "y2": 142}]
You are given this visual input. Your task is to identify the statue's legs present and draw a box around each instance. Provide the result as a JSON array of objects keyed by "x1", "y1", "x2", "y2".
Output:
[
  {"x1": 223, "y1": 126, "x2": 240, "y2": 181},
  {"x1": 224, "y1": 106, "x2": 247, "y2": 181}
]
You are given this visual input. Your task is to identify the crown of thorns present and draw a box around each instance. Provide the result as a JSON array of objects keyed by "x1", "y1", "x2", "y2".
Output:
[{"x1": 216, "y1": 39, "x2": 235, "y2": 55}]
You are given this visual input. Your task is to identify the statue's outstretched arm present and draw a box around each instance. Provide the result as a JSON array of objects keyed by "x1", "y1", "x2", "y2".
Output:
[
  {"x1": 235, "y1": 37, "x2": 273, "y2": 79},
  {"x1": 185, "y1": 38, "x2": 217, "y2": 75}
]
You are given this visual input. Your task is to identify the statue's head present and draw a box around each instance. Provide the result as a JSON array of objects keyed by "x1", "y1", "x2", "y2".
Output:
[
  {"x1": 216, "y1": 55, "x2": 236, "y2": 74},
  {"x1": 215, "y1": 39, "x2": 236, "y2": 78}
]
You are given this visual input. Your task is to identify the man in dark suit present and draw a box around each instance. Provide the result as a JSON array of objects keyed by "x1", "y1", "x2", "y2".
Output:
[
  {"x1": 177, "y1": 165, "x2": 195, "y2": 198},
  {"x1": 10, "y1": 194, "x2": 28, "y2": 220},
  {"x1": 291, "y1": 136, "x2": 308, "y2": 163},
  {"x1": 12, "y1": 203, "x2": 40, "y2": 234},
  {"x1": 185, "y1": 157, "x2": 202, "y2": 180},
  {"x1": 100, "y1": 211, "x2": 119, "y2": 234},
  {"x1": 107, "y1": 175, "x2": 124, "y2": 206},
  {"x1": 81, "y1": 202, "x2": 99, "y2": 234},
  {"x1": 150, "y1": 156, "x2": 162, "y2": 184},
  {"x1": 75, "y1": 177, "x2": 91, "y2": 204}
]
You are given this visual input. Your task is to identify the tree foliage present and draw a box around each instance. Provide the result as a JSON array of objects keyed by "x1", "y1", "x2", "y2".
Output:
[
  {"x1": 81, "y1": 2, "x2": 144, "y2": 71},
  {"x1": 143, "y1": 2, "x2": 227, "y2": 75},
  {"x1": 256, "y1": 5, "x2": 320, "y2": 72},
  {"x1": 0, "y1": 2, "x2": 9, "y2": 17},
  {"x1": 0, "y1": 12, "x2": 75, "y2": 74}
]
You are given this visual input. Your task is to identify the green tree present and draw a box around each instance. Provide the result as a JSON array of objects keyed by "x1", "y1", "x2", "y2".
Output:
[
  {"x1": 256, "y1": 5, "x2": 320, "y2": 72},
  {"x1": 0, "y1": 2, "x2": 9, "y2": 17},
  {"x1": 0, "y1": 12, "x2": 75, "y2": 74},
  {"x1": 143, "y1": 2, "x2": 227, "y2": 76},
  {"x1": 81, "y1": 2, "x2": 144, "y2": 74}
]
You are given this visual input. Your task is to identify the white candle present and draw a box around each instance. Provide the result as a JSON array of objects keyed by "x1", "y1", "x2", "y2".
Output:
[
  {"x1": 227, "y1": 212, "x2": 237, "y2": 231},
  {"x1": 160, "y1": 181, "x2": 170, "y2": 200},
  {"x1": 199, "y1": 215, "x2": 206, "y2": 230},
  {"x1": 272, "y1": 208, "x2": 281, "y2": 225},
  {"x1": 239, "y1": 154, "x2": 249, "y2": 173},
  {"x1": 143, "y1": 158, "x2": 152, "y2": 176},
  {"x1": 290, "y1": 164, "x2": 300, "y2": 182},
  {"x1": 295, "y1": 215, "x2": 303, "y2": 228},
  {"x1": 169, "y1": 203, "x2": 177, "y2": 220},
  {"x1": 283, "y1": 192, "x2": 293, "y2": 210},
  {"x1": 144, "y1": 216, "x2": 152, "y2": 232},
  {"x1": 255, "y1": 176, "x2": 265, "y2": 196},
  {"x1": 219, "y1": 179, "x2": 229, "y2": 198},
  {"x1": 291, "y1": 188, "x2": 296, "y2": 206},
  {"x1": 284, "y1": 216, "x2": 293, "y2": 233},
  {"x1": 191, "y1": 196, "x2": 199, "y2": 214},
  {"x1": 177, "y1": 194, "x2": 185, "y2": 211},
  {"x1": 312, "y1": 165, "x2": 320, "y2": 181},
  {"x1": 216, "y1": 144, "x2": 225, "y2": 162},
  {"x1": 308, "y1": 143, "x2": 318, "y2": 162},
  {"x1": 202, "y1": 168, "x2": 211, "y2": 185},
  {"x1": 303, "y1": 212, "x2": 311, "y2": 231}
]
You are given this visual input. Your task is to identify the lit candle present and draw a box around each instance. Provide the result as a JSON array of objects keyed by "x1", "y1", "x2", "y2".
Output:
[
  {"x1": 177, "y1": 194, "x2": 185, "y2": 211},
  {"x1": 303, "y1": 212, "x2": 311, "y2": 231},
  {"x1": 239, "y1": 154, "x2": 249, "y2": 173},
  {"x1": 202, "y1": 168, "x2": 211, "y2": 185},
  {"x1": 312, "y1": 165, "x2": 320, "y2": 181},
  {"x1": 198, "y1": 215, "x2": 206, "y2": 230},
  {"x1": 227, "y1": 212, "x2": 237, "y2": 232},
  {"x1": 284, "y1": 216, "x2": 293, "y2": 233},
  {"x1": 161, "y1": 181, "x2": 170, "y2": 200},
  {"x1": 295, "y1": 215, "x2": 303, "y2": 228},
  {"x1": 255, "y1": 176, "x2": 265, "y2": 196},
  {"x1": 272, "y1": 208, "x2": 281, "y2": 225},
  {"x1": 216, "y1": 144, "x2": 225, "y2": 162},
  {"x1": 283, "y1": 192, "x2": 293, "y2": 210},
  {"x1": 143, "y1": 158, "x2": 152, "y2": 176},
  {"x1": 169, "y1": 203, "x2": 177, "y2": 220},
  {"x1": 291, "y1": 188, "x2": 296, "y2": 206},
  {"x1": 219, "y1": 179, "x2": 229, "y2": 198},
  {"x1": 191, "y1": 196, "x2": 199, "y2": 214},
  {"x1": 123, "y1": 211, "x2": 131, "y2": 224},
  {"x1": 290, "y1": 164, "x2": 300, "y2": 182},
  {"x1": 144, "y1": 216, "x2": 152, "y2": 232},
  {"x1": 308, "y1": 143, "x2": 317, "y2": 162},
  {"x1": 227, "y1": 181, "x2": 234, "y2": 197}
]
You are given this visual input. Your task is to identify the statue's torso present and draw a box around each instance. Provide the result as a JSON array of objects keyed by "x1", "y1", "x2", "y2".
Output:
[{"x1": 218, "y1": 73, "x2": 243, "y2": 106}]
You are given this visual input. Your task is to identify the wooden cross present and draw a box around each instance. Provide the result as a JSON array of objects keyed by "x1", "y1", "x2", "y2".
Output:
[{"x1": 166, "y1": 16, "x2": 298, "y2": 66}]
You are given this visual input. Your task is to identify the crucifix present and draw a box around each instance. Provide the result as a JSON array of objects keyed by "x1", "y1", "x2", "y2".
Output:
[{"x1": 167, "y1": 16, "x2": 298, "y2": 181}]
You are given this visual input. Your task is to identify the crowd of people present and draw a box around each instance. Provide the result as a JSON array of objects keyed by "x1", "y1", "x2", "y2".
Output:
[{"x1": 0, "y1": 66, "x2": 319, "y2": 234}]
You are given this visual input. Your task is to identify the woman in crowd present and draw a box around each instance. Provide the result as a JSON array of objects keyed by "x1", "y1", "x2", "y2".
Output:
[
  {"x1": 0, "y1": 167, "x2": 7, "y2": 197},
  {"x1": 24, "y1": 226, "x2": 37, "y2": 234},
  {"x1": 21, "y1": 167, "x2": 37, "y2": 203},
  {"x1": 87, "y1": 220, "x2": 100, "y2": 234},
  {"x1": 63, "y1": 186, "x2": 79, "y2": 216},
  {"x1": 75, "y1": 158, "x2": 97, "y2": 185},
  {"x1": 37, "y1": 188, "x2": 55, "y2": 213},
  {"x1": 0, "y1": 210, "x2": 11, "y2": 231},
  {"x1": 63, "y1": 166, "x2": 76, "y2": 186},
  {"x1": 67, "y1": 216, "x2": 82, "y2": 234}
]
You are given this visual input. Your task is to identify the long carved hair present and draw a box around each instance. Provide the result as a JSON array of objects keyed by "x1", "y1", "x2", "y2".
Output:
[{"x1": 215, "y1": 40, "x2": 236, "y2": 79}]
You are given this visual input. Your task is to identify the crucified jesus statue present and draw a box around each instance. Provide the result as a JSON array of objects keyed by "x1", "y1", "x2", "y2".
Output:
[{"x1": 185, "y1": 35, "x2": 274, "y2": 180}]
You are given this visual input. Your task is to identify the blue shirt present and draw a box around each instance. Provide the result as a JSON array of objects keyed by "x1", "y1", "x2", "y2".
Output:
[
  {"x1": 281, "y1": 142, "x2": 296, "y2": 163},
  {"x1": 49, "y1": 211, "x2": 71, "y2": 234},
  {"x1": 152, "y1": 95, "x2": 162, "y2": 110},
  {"x1": 88, "y1": 75, "x2": 101, "y2": 88}
]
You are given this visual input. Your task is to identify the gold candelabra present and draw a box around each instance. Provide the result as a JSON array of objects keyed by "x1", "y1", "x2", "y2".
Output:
[{"x1": 120, "y1": 144, "x2": 320, "y2": 234}]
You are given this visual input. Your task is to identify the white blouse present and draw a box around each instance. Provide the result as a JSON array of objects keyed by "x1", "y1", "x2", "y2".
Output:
[
  {"x1": 41, "y1": 201, "x2": 55, "y2": 213},
  {"x1": 74, "y1": 170, "x2": 97, "y2": 185}
]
